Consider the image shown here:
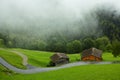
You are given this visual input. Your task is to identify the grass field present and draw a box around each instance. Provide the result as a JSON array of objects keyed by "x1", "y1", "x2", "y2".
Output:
[
  {"x1": 13, "y1": 49, "x2": 54, "y2": 67},
  {"x1": 0, "y1": 49, "x2": 25, "y2": 69},
  {"x1": 0, "y1": 48, "x2": 120, "y2": 80},
  {"x1": 0, "y1": 48, "x2": 120, "y2": 68},
  {"x1": 102, "y1": 52, "x2": 120, "y2": 61},
  {"x1": 10, "y1": 48, "x2": 80, "y2": 67},
  {"x1": 0, "y1": 64, "x2": 120, "y2": 80},
  {"x1": 10, "y1": 49, "x2": 120, "y2": 67}
]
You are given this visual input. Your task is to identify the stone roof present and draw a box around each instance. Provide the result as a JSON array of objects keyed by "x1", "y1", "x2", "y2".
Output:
[
  {"x1": 81, "y1": 48, "x2": 102, "y2": 58},
  {"x1": 50, "y1": 53, "x2": 69, "y2": 63}
]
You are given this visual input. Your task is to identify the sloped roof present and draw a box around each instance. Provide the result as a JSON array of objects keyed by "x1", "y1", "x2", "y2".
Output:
[
  {"x1": 81, "y1": 48, "x2": 102, "y2": 58},
  {"x1": 50, "y1": 53, "x2": 69, "y2": 63}
]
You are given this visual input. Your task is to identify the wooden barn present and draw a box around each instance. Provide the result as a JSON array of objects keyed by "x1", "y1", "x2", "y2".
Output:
[
  {"x1": 50, "y1": 53, "x2": 69, "y2": 66},
  {"x1": 81, "y1": 48, "x2": 102, "y2": 61}
]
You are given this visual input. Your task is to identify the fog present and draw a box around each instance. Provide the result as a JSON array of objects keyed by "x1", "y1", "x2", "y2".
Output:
[{"x1": 0, "y1": 0, "x2": 120, "y2": 38}]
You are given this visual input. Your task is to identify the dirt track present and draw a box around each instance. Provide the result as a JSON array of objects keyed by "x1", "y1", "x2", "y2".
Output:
[{"x1": 11, "y1": 51, "x2": 28, "y2": 66}]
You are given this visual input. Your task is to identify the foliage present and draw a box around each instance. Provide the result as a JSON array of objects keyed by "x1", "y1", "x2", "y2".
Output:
[
  {"x1": 112, "y1": 40, "x2": 120, "y2": 57},
  {"x1": 82, "y1": 38, "x2": 95, "y2": 50},
  {"x1": 0, "y1": 39, "x2": 5, "y2": 47},
  {"x1": 0, "y1": 6, "x2": 120, "y2": 56},
  {"x1": 106, "y1": 43, "x2": 112, "y2": 52},
  {"x1": 67, "y1": 40, "x2": 82, "y2": 53},
  {"x1": 95, "y1": 36, "x2": 111, "y2": 51},
  {"x1": 95, "y1": 6, "x2": 120, "y2": 41}
]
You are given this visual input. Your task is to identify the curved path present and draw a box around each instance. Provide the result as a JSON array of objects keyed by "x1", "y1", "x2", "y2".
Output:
[
  {"x1": 0, "y1": 57, "x2": 112, "y2": 74},
  {"x1": 11, "y1": 50, "x2": 36, "y2": 69},
  {"x1": 0, "y1": 48, "x2": 28, "y2": 66},
  {"x1": 0, "y1": 48, "x2": 35, "y2": 69},
  {"x1": 11, "y1": 51, "x2": 28, "y2": 66}
]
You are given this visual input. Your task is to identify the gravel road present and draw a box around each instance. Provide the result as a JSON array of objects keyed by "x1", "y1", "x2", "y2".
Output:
[{"x1": 0, "y1": 57, "x2": 112, "y2": 74}]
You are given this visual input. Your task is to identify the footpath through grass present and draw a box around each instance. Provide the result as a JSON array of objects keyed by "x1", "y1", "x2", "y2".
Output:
[
  {"x1": 13, "y1": 49, "x2": 80, "y2": 67},
  {"x1": 1, "y1": 48, "x2": 120, "y2": 68},
  {"x1": 0, "y1": 48, "x2": 120, "y2": 80},
  {"x1": 0, "y1": 49, "x2": 25, "y2": 69},
  {"x1": 12, "y1": 49, "x2": 54, "y2": 67}
]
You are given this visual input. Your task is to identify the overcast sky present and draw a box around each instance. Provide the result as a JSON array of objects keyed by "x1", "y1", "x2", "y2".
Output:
[{"x1": 0, "y1": 0, "x2": 120, "y2": 20}]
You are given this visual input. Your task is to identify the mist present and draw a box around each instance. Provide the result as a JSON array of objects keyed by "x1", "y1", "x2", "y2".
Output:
[{"x1": 0, "y1": 0, "x2": 120, "y2": 39}]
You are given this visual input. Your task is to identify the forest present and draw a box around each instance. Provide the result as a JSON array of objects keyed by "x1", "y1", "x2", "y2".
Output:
[{"x1": 0, "y1": 5, "x2": 120, "y2": 57}]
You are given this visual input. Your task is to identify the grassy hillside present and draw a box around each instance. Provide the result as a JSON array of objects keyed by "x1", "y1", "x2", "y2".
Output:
[
  {"x1": 12, "y1": 49, "x2": 54, "y2": 67},
  {"x1": 0, "y1": 48, "x2": 120, "y2": 68},
  {"x1": 0, "y1": 48, "x2": 81, "y2": 68},
  {"x1": 102, "y1": 52, "x2": 120, "y2": 61},
  {"x1": 11, "y1": 49, "x2": 120, "y2": 67},
  {"x1": 0, "y1": 48, "x2": 120, "y2": 80},
  {"x1": 12, "y1": 49, "x2": 80, "y2": 67},
  {"x1": 0, "y1": 49, "x2": 25, "y2": 69},
  {"x1": 0, "y1": 64, "x2": 120, "y2": 80}
]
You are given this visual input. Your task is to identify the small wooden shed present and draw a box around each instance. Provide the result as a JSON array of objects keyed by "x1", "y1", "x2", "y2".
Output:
[
  {"x1": 81, "y1": 48, "x2": 102, "y2": 61},
  {"x1": 50, "y1": 53, "x2": 69, "y2": 66}
]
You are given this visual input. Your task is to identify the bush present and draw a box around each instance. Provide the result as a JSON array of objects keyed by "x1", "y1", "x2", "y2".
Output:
[
  {"x1": 0, "y1": 39, "x2": 5, "y2": 47},
  {"x1": 95, "y1": 36, "x2": 110, "y2": 51},
  {"x1": 112, "y1": 40, "x2": 120, "y2": 57},
  {"x1": 106, "y1": 43, "x2": 112, "y2": 52},
  {"x1": 82, "y1": 38, "x2": 95, "y2": 50},
  {"x1": 67, "y1": 40, "x2": 82, "y2": 53}
]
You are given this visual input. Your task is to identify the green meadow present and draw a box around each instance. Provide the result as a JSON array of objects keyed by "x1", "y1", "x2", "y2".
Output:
[
  {"x1": 1, "y1": 48, "x2": 120, "y2": 68},
  {"x1": 0, "y1": 49, "x2": 25, "y2": 69},
  {"x1": 0, "y1": 64, "x2": 120, "y2": 80},
  {"x1": 0, "y1": 48, "x2": 120, "y2": 80}
]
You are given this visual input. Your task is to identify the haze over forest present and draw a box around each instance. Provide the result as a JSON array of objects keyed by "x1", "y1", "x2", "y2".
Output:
[
  {"x1": 0, "y1": 0, "x2": 119, "y2": 37},
  {"x1": 0, "y1": 0, "x2": 120, "y2": 55}
]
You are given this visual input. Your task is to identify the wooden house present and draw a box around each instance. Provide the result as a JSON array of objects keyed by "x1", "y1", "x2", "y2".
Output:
[
  {"x1": 81, "y1": 48, "x2": 102, "y2": 61},
  {"x1": 50, "y1": 53, "x2": 69, "y2": 66}
]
